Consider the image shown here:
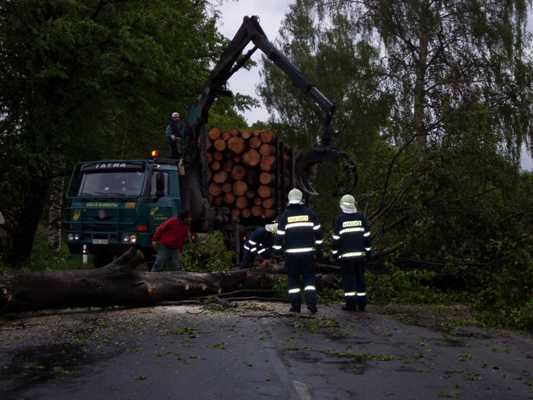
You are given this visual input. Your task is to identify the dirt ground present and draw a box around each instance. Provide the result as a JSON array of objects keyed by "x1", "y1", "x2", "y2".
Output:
[{"x1": 1, "y1": 302, "x2": 532, "y2": 400}]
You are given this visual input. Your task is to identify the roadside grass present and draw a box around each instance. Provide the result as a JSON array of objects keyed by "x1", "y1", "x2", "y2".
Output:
[{"x1": 0, "y1": 225, "x2": 92, "y2": 272}]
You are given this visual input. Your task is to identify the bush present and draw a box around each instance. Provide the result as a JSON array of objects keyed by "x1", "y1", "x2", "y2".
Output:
[
  {"x1": 181, "y1": 231, "x2": 235, "y2": 272},
  {"x1": 367, "y1": 263, "x2": 468, "y2": 305},
  {"x1": 474, "y1": 234, "x2": 533, "y2": 330},
  {"x1": 1, "y1": 225, "x2": 83, "y2": 271}
]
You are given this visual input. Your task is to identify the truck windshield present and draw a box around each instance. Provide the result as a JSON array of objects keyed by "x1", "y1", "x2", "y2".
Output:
[{"x1": 78, "y1": 171, "x2": 145, "y2": 197}]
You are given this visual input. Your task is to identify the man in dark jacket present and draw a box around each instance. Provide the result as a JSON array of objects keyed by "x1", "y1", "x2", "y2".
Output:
[
  {"x1": 273, "y1": 188, "x2": 323, "y2": 314},
  {"x1": 151, "y1": 211, "x2": 189, "y2": 271},
  {"x1": 165, "y1": 112, "x2": 185, "y2": 159},
  {"x1": 240, "y1": 223, "x2": 277, "y2": 268},
  {"x1": 332, "y1": 194, "x2": 372, "y2": 311}
]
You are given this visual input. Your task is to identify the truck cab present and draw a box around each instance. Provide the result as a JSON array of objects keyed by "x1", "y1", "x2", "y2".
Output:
[{"x1": 65, "y1": 158, "x2": 182, "y2": 266}]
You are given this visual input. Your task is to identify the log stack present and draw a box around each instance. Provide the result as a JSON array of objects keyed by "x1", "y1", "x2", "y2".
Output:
[{"x1": 207, "y1": 128, "x2": 285, "y2": 222}]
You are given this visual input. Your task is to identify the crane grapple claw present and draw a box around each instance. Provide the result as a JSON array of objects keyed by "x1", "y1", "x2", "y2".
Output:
[{"x1": 295, "y1": 146, "x2": 358, "y2": 196}]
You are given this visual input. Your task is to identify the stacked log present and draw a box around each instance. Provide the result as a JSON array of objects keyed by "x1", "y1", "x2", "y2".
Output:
[{"x1": 207, "y1": 128, "x2": 279, "y2": 221}]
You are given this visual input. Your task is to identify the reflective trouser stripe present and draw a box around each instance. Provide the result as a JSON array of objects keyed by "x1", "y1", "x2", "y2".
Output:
[
  {"x1": 313, "y1": 224, "x2": 321, "y2": 231},
  {"x1": 250, "y1": 247, "x2": 257, "y2": 253},
  {"x1": 332, "y1": 235, "x2": 340, "y2": 240},
  {"x1": 286, "y1": 247, "x2": 314, "y2": 253},
  {"x1": 357, "y1": 292, "x2": 367, "y2": 296},
  {"x1": 339, "y1": 252, "x2": 364, "y2": 258},
  {"x1": 248, "y1": 240, "x2": 257, "y2": 245},
  {"x1": 304, "y1": 286, "x2": 316, "y2": 291},
  {"x1": 365, "y1": 247, "x2": 371, "y2": 251},
  {"x1": 243, "y1": 245, "x2": 250, "y2": 250},
  {"x1": 276, "y1": 230, "x2": 286, "y2": 235},
  {"x1": 315, "y1": 240, "x2": 323, "y2": 245},
  {"x1": 258, "y1": 248, "x2": 267, "y2": 254},
  {"x1": 339, "y1": 227, "x2": 364, "y2": 235},
  {"x1": 344, "y1": 292, "x2": 356, "y2": 297},
  {"x1": 364, "y1": 232, "x2": 371, "y2": 237},
  {"x1": 331, "y1": 250, "x2": 338, "y2": 254},
  {"x1": 288, "y1": 288, "x2": 301, "y2": 294}
]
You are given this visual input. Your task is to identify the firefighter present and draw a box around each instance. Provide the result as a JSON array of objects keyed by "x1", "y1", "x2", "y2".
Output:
[
  {"x1": 331, "y1": 194, "x2": 372, "y2": 311},
  {"x1": 165, "y1": 112, "x2": 185, "y2": 159},
  {"x1": 240, "y1": 223, "x2": 277, "y2": 268},
  {"x1": 273, "y1": 188, "x2": 323, "y2": 314}
]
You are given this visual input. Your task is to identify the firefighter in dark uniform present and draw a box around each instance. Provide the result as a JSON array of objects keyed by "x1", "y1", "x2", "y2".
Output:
[
  {"x1": 332, "y1": 194, "x2": 372, "y2": 311},
  {"x1": 273, "y1": 188, "x2": 323, "y2": 314},
  {"x1": 240, "y1": 223, "x2": 277, "y2": 268}
]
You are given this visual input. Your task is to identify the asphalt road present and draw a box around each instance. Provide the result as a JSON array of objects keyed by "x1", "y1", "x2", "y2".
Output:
[{"x1": 1, "y1": 302, "x2": 532, "y2": 400}]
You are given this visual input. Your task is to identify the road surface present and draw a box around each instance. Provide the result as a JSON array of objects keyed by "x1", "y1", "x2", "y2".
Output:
[{"x1": 1, "y1": 302, "x2": 532, "y2": 399}]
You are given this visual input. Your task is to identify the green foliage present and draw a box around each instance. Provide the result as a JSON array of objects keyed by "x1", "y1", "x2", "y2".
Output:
[
  {"x1": 0, "y1": 0, "x2": 251, "y2": 265},
  {"x1": 0, "y1": 225, "x2": 85, "y2": 272},
  {"x1": 474, "y1": 232, "x2": 533, "y2": 330},
  {"x1": 181, "y1": 231, "x2": 235, "y2": 272},
  {"x1": 259, "y1": 0, "x2": 533, "y2": 331},
  {"x1": 367, "y1": 265, "x2": 469, "y2": 305}
]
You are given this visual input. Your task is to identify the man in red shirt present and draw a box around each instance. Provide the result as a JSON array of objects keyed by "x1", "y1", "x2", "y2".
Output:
[{"x1": 151, "y1": 211, "x2": 190, "y2": 271}]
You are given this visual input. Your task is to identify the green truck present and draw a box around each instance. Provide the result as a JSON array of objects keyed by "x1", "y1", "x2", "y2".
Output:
[
  {"x1": 65, "y1": 159, "x2": 186, "y2": 266},
  {"x1": 63, "y1": 16, "x2": 354, "y2": 266}
]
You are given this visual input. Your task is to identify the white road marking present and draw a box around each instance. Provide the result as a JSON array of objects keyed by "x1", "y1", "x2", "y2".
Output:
[{"x1": 293, "y1": 380, "x2": 312, "y2": 400}]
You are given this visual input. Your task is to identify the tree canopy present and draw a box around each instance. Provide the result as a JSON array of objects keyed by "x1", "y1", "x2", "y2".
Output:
[
  {"x1": 0, "y1": 0, "x2": 250, "y2": 264},
  {"x1": 259, "y1": 0, "x2": 533, "y2": 327}
]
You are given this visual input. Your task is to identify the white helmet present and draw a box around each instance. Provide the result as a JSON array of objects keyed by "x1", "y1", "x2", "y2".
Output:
[
  {"x1": 288, "y1": 188, "x2": 303, "y2": 204},
  {"x1": 171, "y1": 112, "x2": 180, "y2": 119},
  {"x1": 340, "y1": 194, "x2": 357, "y2": 213}
]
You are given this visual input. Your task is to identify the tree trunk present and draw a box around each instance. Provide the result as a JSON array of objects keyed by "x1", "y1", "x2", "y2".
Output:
[
  {"x1": 0, "y1": 248, "x2": 278, "y2": 313},
  {"x1": 0, "y1": 248, "x2": 342, "y2": 313},
  {"x1": 414, "y1": 31, "x2": 429, "y2": 146},
  {"x1": 47, "y1": 175, "x2": 65, "y2": 251},
  {"x1": 4, "y1": 175, "x2": 51, "y2": 266}
]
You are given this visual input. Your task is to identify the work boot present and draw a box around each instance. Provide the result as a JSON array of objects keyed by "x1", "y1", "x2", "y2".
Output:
[
  {"x1": 342, "y1": 298, "x2": 357, "y2": 311},
  {"x1": 357, "y1": 305, "x2": 366, "y2": 312},
  {"x1": 289, "y1": 292, "x2": 301, "y2": 314},
  {"x1": 307, "y1": 305, "x2": 317, "y2": 314}
]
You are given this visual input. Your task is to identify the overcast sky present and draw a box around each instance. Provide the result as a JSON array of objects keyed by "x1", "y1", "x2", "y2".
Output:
[
  {"x1": 215, "y1": 0, "x2": 532, "y2": 170},
  {"x1": 215, "y1": 0, "x2": 293, "y2": 124}
]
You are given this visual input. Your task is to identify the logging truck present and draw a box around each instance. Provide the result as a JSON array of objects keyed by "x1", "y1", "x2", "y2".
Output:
[{"x1": 64, "y1": 16, "x2": 355, "y2": 266}]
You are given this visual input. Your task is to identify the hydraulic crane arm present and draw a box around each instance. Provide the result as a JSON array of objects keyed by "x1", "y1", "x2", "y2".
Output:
[
  {"x1": 185, "y1": 15, "x2": 336, "y2": 146},
  {"x1": 181, "y1": 16, "x2": 356, "y2": 228}
]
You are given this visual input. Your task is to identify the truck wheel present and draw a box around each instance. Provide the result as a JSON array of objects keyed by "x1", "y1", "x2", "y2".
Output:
[{"x1": 93, "y1": 251, "x2": 114, "y2": 268}]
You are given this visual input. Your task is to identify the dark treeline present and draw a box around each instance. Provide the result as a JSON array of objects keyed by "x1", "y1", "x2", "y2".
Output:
[
  {"x1": 0, "y1": 0, "x2": 251, "y2": 265},
  {"x1": 259, "y1": 0, "x2": 533, "y2": 328}
]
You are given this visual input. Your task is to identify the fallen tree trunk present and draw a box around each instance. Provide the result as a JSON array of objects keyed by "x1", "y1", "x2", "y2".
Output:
[
  {"x1": 0, "y1": 248, "x2": 273, "y2": 313},
  {"x1": 0, "y1": 248, "x2": 340, "y2": 313}
]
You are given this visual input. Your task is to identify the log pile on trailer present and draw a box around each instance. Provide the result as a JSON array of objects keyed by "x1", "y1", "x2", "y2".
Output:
[{"x1": 206, "y1": 128, "x2": 293, "y2": 223}]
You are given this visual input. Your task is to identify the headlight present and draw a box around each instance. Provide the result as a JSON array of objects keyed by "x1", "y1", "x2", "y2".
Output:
[
  {"x1": 74, "y1": 234, "x2": 80, "y2": 240},
  {"x1": 121, "y1": 233, "x2": 137, "y2": 243}
]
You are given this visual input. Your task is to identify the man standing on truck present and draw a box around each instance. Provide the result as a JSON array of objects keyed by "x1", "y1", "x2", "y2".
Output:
[
  {"x1": 240, "y1": 222, "x2": 277, "y2": 268},
  {"x1": 331, "y1": 194, "x2": 372, "y2": 312},
  {"x1": 165, "y1": 112, "x2": 185, "y2": 159},
  {"x1": 151, "y1": 211, "x2": 190, "y2": 271},
  {"x1": 273, "y1": 188, "x2": 323, "y2": 314}
]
